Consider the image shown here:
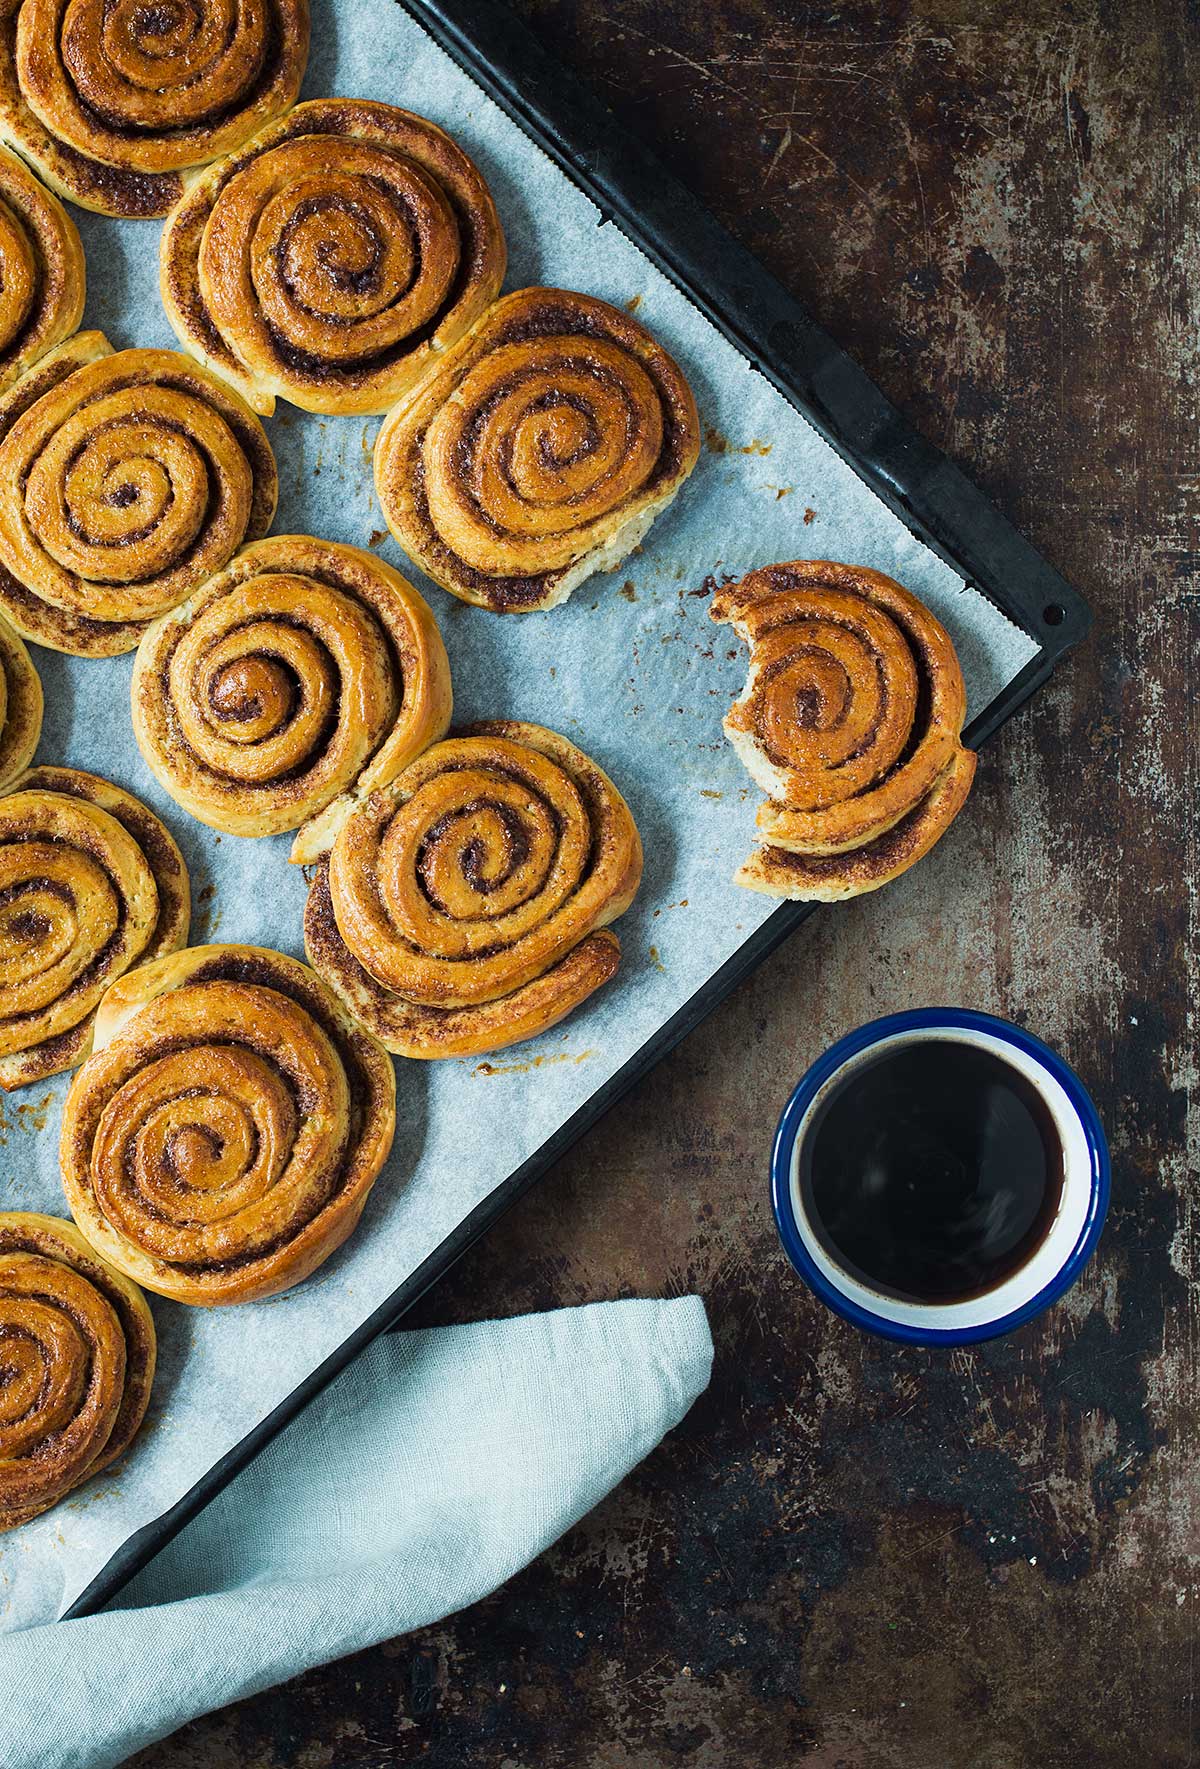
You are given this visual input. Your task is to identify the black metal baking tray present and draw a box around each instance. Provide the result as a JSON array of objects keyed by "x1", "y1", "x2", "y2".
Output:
[{"x1": 64, "y1": 0, "x2": 1090, "y2": 1619}]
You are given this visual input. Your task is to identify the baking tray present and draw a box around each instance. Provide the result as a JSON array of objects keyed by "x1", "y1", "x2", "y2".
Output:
[{"x1": 59, "y1": 0, "x2": 1090, "y2": 1619}]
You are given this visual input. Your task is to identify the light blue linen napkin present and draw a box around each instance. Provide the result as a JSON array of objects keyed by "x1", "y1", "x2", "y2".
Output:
[{"x1": 0, "y1": 1295, "x2": 712, "y2": 1769}]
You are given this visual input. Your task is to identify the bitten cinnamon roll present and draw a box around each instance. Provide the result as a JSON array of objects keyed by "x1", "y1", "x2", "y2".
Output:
[
  {"x1": 305, "y1": 722, "x2": 642, "y2": 1058},
  {"x1": 131, "y1": 535, "x2": 452, "y2": 859},
  {"x1": 0, "y1": 765, "x2": 189, "y2": 1090},
  {"x1": 159, "y1": 99, "x2": 505, "y2": 417},
  {"x1": 0, "y1": 333, "x2": 276, "y2": 656},
  {"x1": 374, "y1": 288, "x2": 700, "y2": 612},
  {"x1": 0, "y1": 142, "x2": 84, "y2": 390},
  {"x1": 0, "y1": 1211, "x2": 155, "y2": 1532},
  {"x1": 60, "y1": 944, "x2": 397, "y2": 1305},
  {"x1": 711, "y1": 561, "x2": 976, "y2": 901},
  {"x1": 0, "y1": 607, "x2": 41, "y2": 791},
  {"x1": 0, "y1": 0, "x2": 308, "y2": 219}
]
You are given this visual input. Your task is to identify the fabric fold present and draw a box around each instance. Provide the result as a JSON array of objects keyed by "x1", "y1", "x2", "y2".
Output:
[{"x1": 0, "y1": 1295, "x2": 713, "y2": 1769}]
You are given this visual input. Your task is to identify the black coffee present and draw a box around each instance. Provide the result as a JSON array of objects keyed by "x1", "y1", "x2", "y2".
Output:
[{"x1": 798, "y1": 1039, "x2": 1064, "y2": 1304}]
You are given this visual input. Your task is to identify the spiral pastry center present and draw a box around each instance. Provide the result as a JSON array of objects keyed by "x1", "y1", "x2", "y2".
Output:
[
  {"x1": 206, "y1": 650, "x2": 294, "y2": 733},
  {"x1": 59, "y1": 0, "x2": 270, "y2": 130},
  {"x1": 165, "y1": 570, "x2": 392, "y2": 790},
  {"x1": 726, "y1": 590, "x2": 920, "y2": 810},
  {"x1": 206, "y1": 141, "x2": 462, "y2": 368},
  {"x1": 326, "y1": 726, "x2": 643, "y2": 1016},
  {"x1": 0, "y1": 346, "x2": 276, "y2": 638},
  {"x1": 422, "y1": 337, "x2": 664, "y2": 576},
  {"x1": 376, "y1": 753, "x2": 590, "y2": 963},
  {"x1": 84, "y1": 980, "x2": 351, "y2": 1270},
  {"x1": 94, "y1": 1045, "x2": 298, "y2": 1242},
  {"x1": 26, "y1": 386, "x2": 239, "y2": 588}
]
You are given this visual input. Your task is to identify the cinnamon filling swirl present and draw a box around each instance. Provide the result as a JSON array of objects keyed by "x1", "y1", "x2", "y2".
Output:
[
  {"x1": 307, "y1": 721, "x2": 642, "y2": 1059},
  {"x1": 60, "y1": 944, "x2": 395, "y2": 1305},
  {"x1": 711, "y1": 561, "x2": 976, "y2": 901},
  {"x1": 374, "y1": 287, "x2": 700, "y2": 614}
]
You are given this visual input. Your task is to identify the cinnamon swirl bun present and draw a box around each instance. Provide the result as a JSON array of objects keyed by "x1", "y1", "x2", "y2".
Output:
[
  {"x1": 0, "y1": 334, "x2": 276, "y2": 655},
  {"x1": 60, "y1": 943, "x2": 396, "y2": 1305},
  {"x1": 131, "y1": 535, "x2": 452, "y2": 857},
  {"x1": 0, "y1": 0, "x2": 308, "y2": 219},
  {"x1": 0, "y1": 765, "x2": 189, "y2": 1090},
  {"x1": 0, "y1": 142, "x2": 84, "y2": 390},
  {"x1": 159, "y1": 99, "x2": 505, "y2": 417},
  {"x1": 306, "y1": 721, "x2": 642, "y2": 1058},
  {"x1": 0, "y1": 606, "x2": 41, "y2": 792},
  {"x1": 373, "y1": 287, "x2": 700, "y2": 612},
  {"x1": 0, "y1": 1210, "x2": 155, "y2": 1531},
  {"x1": 710, "y1": 561, "x2": 975, "y2": 900}
]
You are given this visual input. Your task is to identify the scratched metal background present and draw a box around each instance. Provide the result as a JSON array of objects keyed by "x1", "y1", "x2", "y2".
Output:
[{"x1": 135, "y1": 1, "x2": 1196, "y2": 1763}]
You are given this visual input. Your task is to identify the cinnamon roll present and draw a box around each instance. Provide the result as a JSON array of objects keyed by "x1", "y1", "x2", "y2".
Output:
[
  {"x1": 373, "y1": 287, "x2": 700, "y2": 612},
  {"x1": 0, "y1": 1210, "x2": 155, "y2": 1531},
  {"x1": 0, "y1": 607, "x2": 41, "y2": 792},
  {"x1": 306, "y1": 721, "x2": 642, "y2": 1058},
  {"x1": 60, "y1": 943, "x2": 397, "y2": 1305},
  {"x1": 0, "y1": 0, "x2": 308, "y2": 219},
  {"x1": 131, "y1": 535, "x2": 452, "y2": 858},
  {"x1": 0, "y1": 765, "x2": 189, "y2": 1090},
  {"x1": 0, "y1": 142, "x2": 84, "y2": 390},
  {"x1": 0, "y1": 334, "x2": 276, "y2": 655},
  {"x1": 159, "y1": 99, "x2": 505, "y2": 417},
  {"x1": 710, "y1": 561, "x2": 975, "y2": 900}
]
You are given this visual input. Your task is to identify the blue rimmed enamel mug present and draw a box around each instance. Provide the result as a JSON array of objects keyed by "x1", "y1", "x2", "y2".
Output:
[{"x1": 771, "y1": 1008, "x2": 1110, "y2": 1347}]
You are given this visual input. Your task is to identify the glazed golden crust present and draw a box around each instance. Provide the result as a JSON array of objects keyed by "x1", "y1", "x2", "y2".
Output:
[
  {"x1": 0, "y1": 765, "x2": 189, "y2": 1090},
  {"x1": 159, "y1": 98, "x2": 506, "y2": 417},
  {"x1": 736, "y1": 746, "x2": 978, "y2": 902},
  {"x1": 0, "y1": 337, "x2": 276, "y2": 655},
  {"x1": 0, "y1": 142, "x2": 83, "y2": 389},
  {"x1": 0, "y1": 1210, "x2": 155, "y2": 1532},
  {"x1": 710, "y1": 560, "x2": 976, "y2": 900},
  {"x1": 374, "y1": 287, "x2": 701, "y2": 612},
  {"x1": 130, "y1": 535, "x2": 453, "y2": 856},
  {"x1": 60, "y1": 944, "x2": 397, "y2": 1306},
  {"x1": 0, "y1": 605, "x2": 41, "y2": 791},
  {"x1": 0, "y1": 0, "x2": 308, "y2": 219},
  {"x1": 309, "y1": 721, "x2": 641, "y2": 1057},
  {"x1": 305, "y1": 857, "x2": 622, "y2": 1060}
]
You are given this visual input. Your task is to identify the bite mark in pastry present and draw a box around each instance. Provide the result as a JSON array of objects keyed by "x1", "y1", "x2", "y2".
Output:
[
  {"x1": 374, "y1": 288, "x2": 700, "y2": 612},
  {"x1": 306, "y1": 721, "x2": 642, "y2": 1057},
  {"x1": 131, "y1": 535, "x2": 453, "y2": 858},
  {"x1": 0, "y1": 1210, "x2": 155, "y2": 1532},
  {"x1": 0, "y1": 0, "x2": 309, "y2": 219},
  {"x1": 0, "y1": 765, "x2": 189, "y2": 1090},
  {"x1": 0, "y1": 334, "x2": 276, "y2": 655},
  {"x1": 160, "y1": 99, "x2": 505, "y2": 416},
  {"x1": 60, "y1": 943, "x2": 396, "y2": 1305}
]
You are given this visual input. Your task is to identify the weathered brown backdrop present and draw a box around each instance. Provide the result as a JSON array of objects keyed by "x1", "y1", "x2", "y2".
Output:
[{"x1": 139, "y1": 2, "x2": 1197, "y2": 1763}]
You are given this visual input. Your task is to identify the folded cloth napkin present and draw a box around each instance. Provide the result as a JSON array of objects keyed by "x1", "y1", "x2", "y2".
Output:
[{"x1": 0, "y1": 1295, "x2": 712, "y2": 1769}]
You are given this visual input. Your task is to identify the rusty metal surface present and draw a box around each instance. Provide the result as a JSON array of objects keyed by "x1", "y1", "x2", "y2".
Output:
[{"x1": 134, "y1": 2, "x2": 1197, "y2": 1763}]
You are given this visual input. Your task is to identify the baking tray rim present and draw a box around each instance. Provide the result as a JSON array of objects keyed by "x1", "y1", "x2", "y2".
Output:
[{"x1": 60, "y1": 0, "x2": 1089, "y2": 1621}]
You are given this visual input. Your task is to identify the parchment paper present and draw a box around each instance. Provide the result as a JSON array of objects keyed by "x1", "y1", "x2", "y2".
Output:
[{"x1": 0, "y1": 0, "x2": 1040, "y2": 1630}]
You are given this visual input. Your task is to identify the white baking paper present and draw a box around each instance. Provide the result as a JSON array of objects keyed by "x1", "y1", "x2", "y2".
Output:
[{"x1": 0, "y1": 0, "x2": 1039, "y2": 1630}]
